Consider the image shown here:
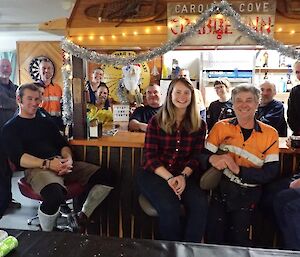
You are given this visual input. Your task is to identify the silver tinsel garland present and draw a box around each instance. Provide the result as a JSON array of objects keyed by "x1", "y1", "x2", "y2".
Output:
[
  {"x1": 61, "y1": 52, "x2": 73, "y2": 125},
  {"x1": 61, "y1": 0, "x2": 300, "y2": 65},
  {"x1": 61, "y1": 0, "x2": 300, "y2": 124}
]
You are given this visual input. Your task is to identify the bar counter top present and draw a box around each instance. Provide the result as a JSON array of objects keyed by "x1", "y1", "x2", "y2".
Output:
[{"x1": 70, "y1": 131, "x2": 145, "y2": 148}]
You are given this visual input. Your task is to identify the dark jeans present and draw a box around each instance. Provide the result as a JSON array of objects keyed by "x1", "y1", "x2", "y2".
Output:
[
  {"x1": 136, "y1": 169, "x2": 208, "y2": 242},
  {"x1": 273, "y1": 187, "x2": 300, "y2": 250},
  {"x1": 0, "y1": 153, "x2": 12, "y2": 218}
]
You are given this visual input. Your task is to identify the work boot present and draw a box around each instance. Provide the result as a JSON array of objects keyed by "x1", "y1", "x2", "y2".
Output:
[{"x1": 68, "y1": 211, "x2": 88, "y2": 234}]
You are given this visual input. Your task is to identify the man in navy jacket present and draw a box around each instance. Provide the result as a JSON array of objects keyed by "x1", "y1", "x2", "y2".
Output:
[{"x1": 256, "y1": 81, "x2": 287, "y2": 137}]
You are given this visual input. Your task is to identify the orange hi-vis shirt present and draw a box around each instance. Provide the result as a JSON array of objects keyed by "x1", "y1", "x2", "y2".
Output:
[
  {"x1": 41, "y1": 83, "x2": 62, "y2": 117},
  {"x1": 205, "y1": 118, "x2": 279, "y2": 169}
]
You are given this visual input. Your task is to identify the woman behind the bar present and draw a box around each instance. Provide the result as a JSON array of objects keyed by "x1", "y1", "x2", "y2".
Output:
[{"x1": 136, "y1": 78, "x2": 208, "y2": 242}]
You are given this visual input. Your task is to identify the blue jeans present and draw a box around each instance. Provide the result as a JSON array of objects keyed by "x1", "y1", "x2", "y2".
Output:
[
  {"x1": 273, "y1": 187, "x2": 300, "y2": 250},
  {"x1": 136, "y1": 169, "x2": 208, "y2": 242}
]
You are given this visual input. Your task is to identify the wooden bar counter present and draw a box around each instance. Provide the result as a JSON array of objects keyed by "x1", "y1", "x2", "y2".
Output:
[{"x1": 69, "y1": 131, "x2": 148, "y2": 239}]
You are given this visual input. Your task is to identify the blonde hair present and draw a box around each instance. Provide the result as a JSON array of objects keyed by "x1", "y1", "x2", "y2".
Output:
[
  {"x1": 293, "y1": 60, "x2": 300, "y2": 69},
  {"x1": 156, "y1": 78, "x2": 201, "y2": 134}
]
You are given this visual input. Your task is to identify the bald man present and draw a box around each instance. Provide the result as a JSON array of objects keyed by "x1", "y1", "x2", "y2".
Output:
[
  {"x1": 0, "y1": 58, "x2": 20, "y2": 217},
  {"x1": 129, "y1": 84, "x2": 162, "y2": 132},
  {"x1": 256, "y1": 81, "x2": 287, "y2": 137}
]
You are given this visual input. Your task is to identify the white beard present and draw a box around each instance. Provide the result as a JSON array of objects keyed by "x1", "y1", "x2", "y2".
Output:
[{"x1": 0, "y1": 73, "x2": 10, "y2": 79}]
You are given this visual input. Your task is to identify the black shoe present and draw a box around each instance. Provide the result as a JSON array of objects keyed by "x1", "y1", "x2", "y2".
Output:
[
  {"x1": 60, "y1": 204, "x2": 72, "y2": 216},
  {"x1": 67, "y1": 212, "x2": 88, "y2": 234},
  {"x1": 9, "y1": 199, "x2": 21, "y2": 209}
]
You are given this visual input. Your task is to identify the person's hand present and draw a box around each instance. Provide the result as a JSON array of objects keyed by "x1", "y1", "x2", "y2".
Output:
[
  {"x1": 58, "y1": 157, "x2": 73, "y2": 176},
  {"x1": 286, "y1": 137, "x2": 291, "y2": 148},
  {"x1": 167, "y1": 175, "x2": 186, "y2": 200},
  {"x1": 48, "y1": 157, "x2": 64, "y2": 173},
  {"x1": 290, "y1": 178, "x2": 300, "y2": 189},
  {"x1": 49, "y1": 157, "x2": 73, "y2": 175},
  {"x1": 286, "y1": 137, "x2": 294, "y2": 150},
  {"x1": 209, "y1": 153, "x2": 240, "y2": 174}
]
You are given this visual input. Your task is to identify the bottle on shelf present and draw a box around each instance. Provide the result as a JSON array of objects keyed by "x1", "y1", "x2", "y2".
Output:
[{"x1": 277, "y1": 77, "x2": 287, "y2": 93}]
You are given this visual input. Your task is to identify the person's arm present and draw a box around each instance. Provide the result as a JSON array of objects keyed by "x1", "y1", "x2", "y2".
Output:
[
  {"x1": 143, "y1": 117, "x2": 165, "y2": 173},
  {"x1": 206, "y1": 104, "x2": 213, "y2": 131},
  {"x1": 237, "y1": 132, "x2": 280, "y2": 184},
  {"x1": 19, "y1": 153, "x2": 70, "y2": 174},
  {"x1": 85, "y1": 82, "x2": 92, "y2": 103},
  {"x1": 0, "y1": 86, "x2": 17, "y2": 111},
  {"x1": 128, "y1": 107, "x2": 147, "y2": 132},
  {"x1": 258, "y1": 102, "x2": 285, "y2": 128},
  {"x1": 20, "y1": 153, "x2": 47, "y2": 169},
  {"x1": 143, "y1": 117, "x2": 183, "y2": 196},
  {"x1": 128, "y1": 119, "x2": 148, "y2": 132},
  {"x1": 287, "y1": 86, "x2": 300, "y2": 134},
  {"x1": 184, "y1": 121, "x2": 207, "y2": 174},
  {"x1": 238, "y1": 162, "x2": 279, "y2": 184}
]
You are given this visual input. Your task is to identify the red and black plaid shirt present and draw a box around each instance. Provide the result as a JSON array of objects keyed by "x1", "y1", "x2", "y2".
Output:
[{"x1": 143, "y1": 116, "x2": 206, "y2": 176}]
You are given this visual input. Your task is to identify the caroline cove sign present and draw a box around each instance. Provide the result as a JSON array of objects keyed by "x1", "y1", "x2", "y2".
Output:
[{"x1": 167, "y1": 0, "x2": 276, "y2": 45}]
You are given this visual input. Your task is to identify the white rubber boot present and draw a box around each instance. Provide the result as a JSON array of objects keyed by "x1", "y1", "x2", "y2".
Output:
[
  {"x1": 82, "y1": 185, "x2": 113, "y2": 218},
  {"x1": 38, "y1": 206, "x2": 60, "y2": 232}
]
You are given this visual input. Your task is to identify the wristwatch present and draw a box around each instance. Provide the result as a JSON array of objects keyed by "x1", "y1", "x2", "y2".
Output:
[
  {"x1": 180, "y1": 173, "x2": 188, "y2": 179},
  {"x1": 41, "y1": 159, "x2": 47, "y2": 169}
]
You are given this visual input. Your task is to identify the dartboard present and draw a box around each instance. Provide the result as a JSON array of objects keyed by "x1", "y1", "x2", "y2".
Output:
[{"x1": 29, "y1": 56, "x2": 55, "y2": 81}]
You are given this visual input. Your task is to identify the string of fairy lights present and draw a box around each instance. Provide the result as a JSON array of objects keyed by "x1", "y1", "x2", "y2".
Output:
[{"x1": 61, "y1": 0, "x2": 300, "y2": 125}]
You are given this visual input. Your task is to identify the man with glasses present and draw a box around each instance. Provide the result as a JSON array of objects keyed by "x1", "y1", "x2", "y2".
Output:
[{"x1": 207, "y1": 78, "x2": 234, "y2": 131}]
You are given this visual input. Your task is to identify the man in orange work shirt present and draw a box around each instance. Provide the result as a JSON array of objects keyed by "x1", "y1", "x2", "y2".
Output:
[
  {"x1": 205, "y1": 84, "x2": 279, "y2": 247},
  {"x1": 38, "y1": 58, "x2": 63, "y2": 130}
]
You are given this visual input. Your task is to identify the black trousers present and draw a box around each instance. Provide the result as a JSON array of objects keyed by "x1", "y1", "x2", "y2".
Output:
[
  {"x1": 0, "y1": 152, "x2": 12, "y2": 217},
  {"x1": 205, "y1": 179, "x2": 261, "y2": 247}
]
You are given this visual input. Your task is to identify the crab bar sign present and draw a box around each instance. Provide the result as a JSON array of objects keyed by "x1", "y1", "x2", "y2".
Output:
[{"x1": 167, "y1": 0, "x2": 276, "y2": 45}]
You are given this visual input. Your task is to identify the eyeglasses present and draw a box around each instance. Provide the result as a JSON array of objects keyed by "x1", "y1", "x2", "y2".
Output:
[{"x1": 214, "y1": 85, "x2": 225, "y2": 90}]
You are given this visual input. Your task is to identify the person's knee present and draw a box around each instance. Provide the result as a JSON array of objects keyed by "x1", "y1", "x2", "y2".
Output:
[
  {"x1": 40, "y1": 183, "x2": 66, "y2": 214},
  {"x1": 88, "y1": 167, "x2": 113, "y2": 187}
]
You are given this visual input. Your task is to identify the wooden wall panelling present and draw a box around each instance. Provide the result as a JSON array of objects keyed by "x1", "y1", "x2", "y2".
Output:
[{"x1": 17, "y1": 41, "x2": 63, "y2": 86}]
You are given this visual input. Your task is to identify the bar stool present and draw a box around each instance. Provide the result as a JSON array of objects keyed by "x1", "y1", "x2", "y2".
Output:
[
  {"x1": 18, "y1": 177, "x2": 85, "y2": 226},
  {"x1": 138, "y1": 194, "x2": 158, "y2": 217}
]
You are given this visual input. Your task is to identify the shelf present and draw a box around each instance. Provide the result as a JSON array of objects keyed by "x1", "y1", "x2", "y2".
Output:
[
  {"x1": 255, "y1": 67, "x2": 291, "y2": 73},
  {"x1": 206, "y1": 78, "x2": 251, "y2": 83}
]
